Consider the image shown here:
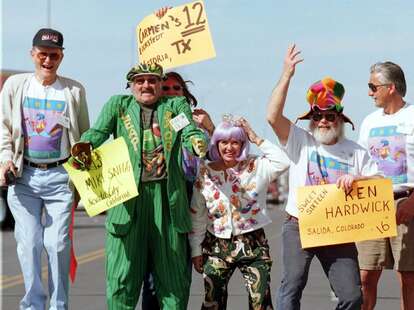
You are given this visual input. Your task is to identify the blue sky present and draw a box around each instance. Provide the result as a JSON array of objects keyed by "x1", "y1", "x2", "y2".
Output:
[{"x1": 2, "y1": 1, "x2": 414, "y2": 141}]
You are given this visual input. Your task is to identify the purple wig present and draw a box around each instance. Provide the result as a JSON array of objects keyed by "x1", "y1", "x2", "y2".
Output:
[{"x1": 209, "y1": 121, "x2": 250, "y2": 162}]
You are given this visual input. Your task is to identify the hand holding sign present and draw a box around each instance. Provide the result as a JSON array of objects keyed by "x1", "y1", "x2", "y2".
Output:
[
  {"x1": 69, "y1": 142, "x2": 92, "y2": 170},
  {"x1": 64, "y1": 138, "x2": 138, "y2": 216},
  {"x1": 137, "y1": 0, "x2": 216, "y2": 69}
]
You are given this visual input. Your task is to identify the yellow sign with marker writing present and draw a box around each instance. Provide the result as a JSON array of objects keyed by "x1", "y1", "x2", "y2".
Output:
[
  {"x1": 137, "y1": 0, "x2": 216, "y2": 69},
  {"x1": 297, "y1": 179, "x2": 397, "y2": 248},
  {"x1": 64, "y1": 138, "x2": 138, "y2": 217}
]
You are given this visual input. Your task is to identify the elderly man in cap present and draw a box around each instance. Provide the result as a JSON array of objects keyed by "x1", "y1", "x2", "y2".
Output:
[
  {"x1": 266, "y1": 45, "x2": 382, "y2": 310},
  {"x1": 70, "y1": 63, "x2": 207, "y2": 310},
  {"x1": 0, "y1": 28, "x2": 90, "y2": 309}
]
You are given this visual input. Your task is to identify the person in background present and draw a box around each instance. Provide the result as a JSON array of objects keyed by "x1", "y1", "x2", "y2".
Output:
[
  {"x1": 142, "y1": 70, "x2": 215, "y2": 310},
  {"x1": 70, "y1": 63, "x2": 207, "y2": 310},
  {"x1": 356, "y1": 61, "x2": 414, "y2": 310},
  {"x1": 190, "y1": 117, "x2": 290, "y2": 310},
  {"x1": 0, "y1": 28, "x2": 90, "y2": 310},
  {"x1": 266, "y1": 44, "x2": 382, "y2": 310}
]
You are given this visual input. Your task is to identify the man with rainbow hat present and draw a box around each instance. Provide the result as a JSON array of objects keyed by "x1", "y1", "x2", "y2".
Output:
[
  {"x1": 266, "y1": 45, "x2": 382, "y2": 310},
  {"x1": 70, "y1": 63, "x2": 207, "y2": 310}
]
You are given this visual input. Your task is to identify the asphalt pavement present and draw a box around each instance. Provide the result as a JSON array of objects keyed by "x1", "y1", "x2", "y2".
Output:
[{"x1": 1, "y1": 203, "x2": 401, "y2": 309}]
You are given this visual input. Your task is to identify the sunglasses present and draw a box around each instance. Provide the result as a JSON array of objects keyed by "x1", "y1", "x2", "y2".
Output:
[
  {"x1": 36, "y1": 51, "x2": 62, "y2": 61},
  {"x1": 311, "y1": 112, "x2": 338, "y2": 122},
  {"x1": 162, "y1": 85, "x2": 182, "y2": 92},
  {"x1": 368, "y1": 83, "x2": 389, "y2": 92},
  {"x1": 133, "y1": 77, "x2": 158, "y2": 85}
]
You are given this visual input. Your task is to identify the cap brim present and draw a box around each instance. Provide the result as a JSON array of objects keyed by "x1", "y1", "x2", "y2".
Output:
[
  {"x1": 296, "y1": 110, "x2": 312, "y2": 121},
  {"x1": 342, "y1": 114, "x2": 355, "y2": 130},
  {"x1": 33, "y1": 43, "x2": 64, "y2": 50},
  {"x1": 130, "y1": 73, "x2": 162, "y2": 79}
]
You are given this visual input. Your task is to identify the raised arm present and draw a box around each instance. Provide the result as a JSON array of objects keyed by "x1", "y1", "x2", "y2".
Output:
[
  {"x1": 238, "y1": 117, "x2": 290, "y2": 178},
  {"x1": 267, "y1": 44, "x2": 303, "y2": 145},
  {"x1": 237, "y1": 117, "x2": 263, "y2": 146}
]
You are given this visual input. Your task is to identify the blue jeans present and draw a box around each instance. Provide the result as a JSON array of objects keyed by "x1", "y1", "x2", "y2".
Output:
[
  {"x1": 276, "y1": 217, "x2": 362, "y2": 310},
  {"x1": 8, "y1": 165, "x2": 73, "y2": 310}
]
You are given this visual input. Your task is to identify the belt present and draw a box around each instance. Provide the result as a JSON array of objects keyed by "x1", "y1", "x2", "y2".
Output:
[
  {"x1": 286, "y1": 213, "x2": 299, "y2": 222},
  {"x1": 24, "y1": 158, "x2": 68, "y2": 170},
  {"x1": 394, "y1": 188, "x2": 414, "y2": 200}
]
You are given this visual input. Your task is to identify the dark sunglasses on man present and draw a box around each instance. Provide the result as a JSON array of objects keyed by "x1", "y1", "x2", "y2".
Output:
[
  {"x1": 133, "y1": 77, "x2": 158, "y2": 85},
  {"x1": 162, "y1": 85, "x2": 182, "y2": 92},
  {"x1": 311, "y1": 112, "x2": 339, "y2": 122},
  {"x1": 368, "y1": 83, "x2": 390, "y2": 93}
]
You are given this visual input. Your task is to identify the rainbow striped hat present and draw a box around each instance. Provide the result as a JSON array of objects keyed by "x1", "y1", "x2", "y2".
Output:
[{"x1": 297, "y1": 77, "x2": 354, "y2": 130}]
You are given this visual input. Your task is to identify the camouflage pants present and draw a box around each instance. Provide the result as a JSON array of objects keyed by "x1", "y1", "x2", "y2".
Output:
[{"x1": 201, "y1": 228, "x2": 274, "y2": 310}]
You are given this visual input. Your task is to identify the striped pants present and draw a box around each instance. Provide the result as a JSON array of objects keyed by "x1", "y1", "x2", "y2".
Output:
[{"x1": 106, "y1": 180, "x2": 190, "y2": 310}]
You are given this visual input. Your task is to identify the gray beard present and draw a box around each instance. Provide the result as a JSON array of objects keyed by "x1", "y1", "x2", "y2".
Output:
[{"x1": 309, "y1": 122, "x2": 344, "y2": 145}]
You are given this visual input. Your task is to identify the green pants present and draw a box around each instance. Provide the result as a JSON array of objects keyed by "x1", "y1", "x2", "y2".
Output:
[{"x1": 106, "y1": 180, "x2": 190, "y2": 310}]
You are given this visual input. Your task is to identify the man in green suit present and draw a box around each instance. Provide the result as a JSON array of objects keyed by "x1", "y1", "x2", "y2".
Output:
[{"x1": 72, "y1": 63, "x2": 207, "y2": 310}]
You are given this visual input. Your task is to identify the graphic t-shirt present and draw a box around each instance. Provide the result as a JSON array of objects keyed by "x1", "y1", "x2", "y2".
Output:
[
  {"x1": 140, "y1": 104, "x2": 167, "y2": 182},
  {"x1": 22, "y1": 77, "x2": 70, "y2": 163},
  {"x1": 283, "y1": 124, "x2": 380, "y2": 217},
  {"x1": 359, "y1": 103, "x2": 414, "y2": 191}
]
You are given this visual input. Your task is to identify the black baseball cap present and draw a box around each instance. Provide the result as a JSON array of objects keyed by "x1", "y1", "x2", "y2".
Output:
[{"x1": 32, "y1": 28, "x2": 64, "y2": 49}]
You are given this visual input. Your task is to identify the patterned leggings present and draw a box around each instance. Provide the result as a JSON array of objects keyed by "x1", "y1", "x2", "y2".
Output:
[{"x1": 201, "y1": 229, "x2": 274, "y2": 310}]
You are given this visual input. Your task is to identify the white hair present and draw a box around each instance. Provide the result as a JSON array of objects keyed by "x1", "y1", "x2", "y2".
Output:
[{"x1": 309, "y1": 119, "x2": 345, "y2": 145}]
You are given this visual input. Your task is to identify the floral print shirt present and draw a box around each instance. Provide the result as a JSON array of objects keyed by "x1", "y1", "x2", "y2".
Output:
[{"x1": 189, "y1": 139, "x2": 290, "y2": 257}]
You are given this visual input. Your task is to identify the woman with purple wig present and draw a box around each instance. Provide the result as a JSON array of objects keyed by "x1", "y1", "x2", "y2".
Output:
[{"x1": 189, "y1": 116, "x2": 290, "y2": 310}]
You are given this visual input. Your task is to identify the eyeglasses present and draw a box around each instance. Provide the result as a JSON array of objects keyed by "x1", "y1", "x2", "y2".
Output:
[
  {"x1": 162, "y1": 85, "x2": 182, "y2": 92},
  {"x1": 368, "y1": 83, "x2": 390, "y2": 92},
  {"x1": 311, "y1": 112, "x2": 338, "y2": 122},
  {"x1": 35, "y1": 51, "x2": 62, "y2": 61},
  {"x1": 133, "y1": 77, "x2": 158, "y2": 85}
]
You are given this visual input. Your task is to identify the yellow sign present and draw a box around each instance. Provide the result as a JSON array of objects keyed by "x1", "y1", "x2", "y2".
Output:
[
  {"x1": 64, "y1": 138, "x2": 138, "y2": 217},
  {"x1": 137, "y1": 0, "x2": 216, "y2": 69},
  {"x1": 297, "y1": 179, "x2": 397, "y2": 248}
]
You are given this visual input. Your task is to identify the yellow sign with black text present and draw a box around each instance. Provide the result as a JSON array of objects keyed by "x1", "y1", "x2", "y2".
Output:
[
  {"x1": 297, "y1": 179, "x2": 397, "y2": 248},
  {"x1": 137, "y1": 0, "x2": 216, "y2": 69},
  {"x1": 64, "y1": 138, "x2": 138, "y2": 217}
]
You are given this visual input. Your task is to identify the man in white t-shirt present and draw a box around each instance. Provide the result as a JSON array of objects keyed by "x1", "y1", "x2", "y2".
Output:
[
  {"x1": 356, "y1": 62, "x2": 414, "y2": 310},
  {"x1": 0, "y1": 28, "x2": 90, "y2": 309},
  {"x1": 266, "y1": 45, "x2": 381, "y2": 310}
]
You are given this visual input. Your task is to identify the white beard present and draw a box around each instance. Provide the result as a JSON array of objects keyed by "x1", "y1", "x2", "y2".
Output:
[{"x1": 310, "y1": 121, "x2": 344, "y2": 145}]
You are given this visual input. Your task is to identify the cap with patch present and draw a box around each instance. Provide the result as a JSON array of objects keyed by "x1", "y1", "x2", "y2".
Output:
[
  {"x1": 32, "y1": 28, "x2": 64, "y2": 49},
  {"x1": 125, "y1": 63, "x2": 164, "y2": 88}
]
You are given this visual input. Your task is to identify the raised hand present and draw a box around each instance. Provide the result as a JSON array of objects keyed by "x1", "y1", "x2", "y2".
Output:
[
  {"x1": 282, "y1": 44, "x2": 304, "y2": 79},
  {"x1": 193, "y1": 108, "x2": 215, "y2": 136},
  {"x1": 236, "y1": 117, "x2": 263, "y2": 145}
]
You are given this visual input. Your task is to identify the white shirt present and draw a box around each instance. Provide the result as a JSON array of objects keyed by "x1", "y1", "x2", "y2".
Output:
[
  {"x1": 358, "y1": 103, "x2": 414, "y2": 191},
  {"x1": 189, "y1": 139, "x2": 290, "y2": 257},
  {"x1": 22, "y1": 76, "x2": 70, "y2": 163},
  {"x1": 284, "y1": 124, "x2": 381, "y2": 217}
]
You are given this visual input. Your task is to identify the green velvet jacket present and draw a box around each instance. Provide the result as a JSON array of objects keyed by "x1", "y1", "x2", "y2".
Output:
[{"x1": 81, "y1": 95, "x2": 206, "y2": 236}]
